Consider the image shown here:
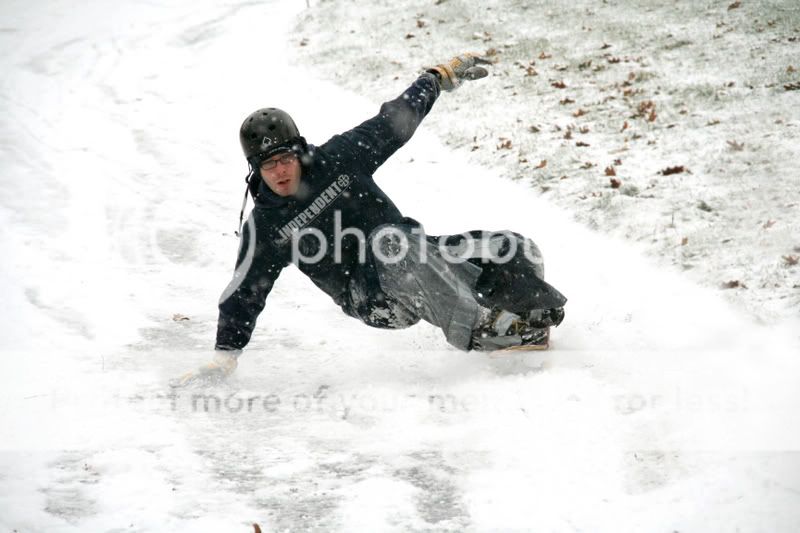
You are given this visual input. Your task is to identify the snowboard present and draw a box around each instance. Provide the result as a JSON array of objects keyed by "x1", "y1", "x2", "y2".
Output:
[{"x1": 489, "y1": 327, "x2": 550, "y2": 356}]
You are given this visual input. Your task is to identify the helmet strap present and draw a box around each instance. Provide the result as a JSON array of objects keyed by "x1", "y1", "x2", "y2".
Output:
[{"x1": 235, "y1": 168, "x2": 256, "y2": 237}]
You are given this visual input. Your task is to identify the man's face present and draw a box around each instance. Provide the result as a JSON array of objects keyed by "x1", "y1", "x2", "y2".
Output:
[{"x1": 259, "y1": 151, "x2": 301, "y2": 197}]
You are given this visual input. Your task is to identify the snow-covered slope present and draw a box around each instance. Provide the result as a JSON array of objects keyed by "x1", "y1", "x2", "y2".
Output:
[
  {"x1": 1, "y1": 1, "x2": 799, "y2": 531},
  {"x1": 294, "y1": 0, "x2": 800, "y2": 322}
]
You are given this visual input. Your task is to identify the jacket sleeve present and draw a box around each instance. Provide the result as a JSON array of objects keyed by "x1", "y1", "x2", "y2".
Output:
[
  {"x1": 215, "y1": 214, "x2": 286, "y2": 351},
  {"x1": 320, "y1": 72, "x2": 441, "y2": 175}
]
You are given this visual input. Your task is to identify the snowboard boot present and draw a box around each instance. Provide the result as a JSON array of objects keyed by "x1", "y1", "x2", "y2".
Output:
[
  {"x1": 469, "y1": 307, "x2": 551, "y2": 351},
  {"x1": 527, "y1": 307, "x2": 565, "y2": 328}
]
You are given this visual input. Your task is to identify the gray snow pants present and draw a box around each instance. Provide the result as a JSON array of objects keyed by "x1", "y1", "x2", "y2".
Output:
[{"x1": 344, "y1": 223, "x2": 557, "y2": 351}]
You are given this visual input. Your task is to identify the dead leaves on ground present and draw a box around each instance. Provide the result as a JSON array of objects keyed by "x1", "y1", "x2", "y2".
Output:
[
  {"x1": 660, "y1": 166, "x2": 688, "y2": 176},
  {"x1": 496, "y1": 138, "x2": 513, "y2": 150},
  {"x1": 697, "y1": 200, "x2": 714, "y2": 212},
  {"x1": 727, "y1": 139, "x2": 745, "y2": 151},
  {"x1": 514, "y1": 59, "x2": 539, "y2": 76},
  {"x1": 721, "y1": 280, "x2": 747, "y2": 289},
  {"x1": 783, "y1": 255, "x2": 799, "y2": 266},
  {"x1": 634, "y1": 100, "x2": 658, "y2": 122}
]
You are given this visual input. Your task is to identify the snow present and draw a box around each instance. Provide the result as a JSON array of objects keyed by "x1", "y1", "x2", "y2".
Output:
[
  {"x1": 1, "y1": 0, "x2": 799, "y2": 532},
  {"x1": 294, "y1": 0, "x2": 800, "y2": 322}
]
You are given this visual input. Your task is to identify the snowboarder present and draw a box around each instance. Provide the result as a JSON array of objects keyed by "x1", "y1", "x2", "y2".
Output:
[{"x1": 172, "y1": 54, "x2": 567, "y2": 387}]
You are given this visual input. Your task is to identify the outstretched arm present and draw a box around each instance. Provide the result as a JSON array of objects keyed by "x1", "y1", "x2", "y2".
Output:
[
  {"x1": 216, "y1": 214, "x2": 286, "y2": 351},
  {"x1": 321, "y1": 72, "x2": 440, "y2": 176},
  {"x1": 320, "y1": 53, "x2": 492, "y2": 175},
  {"x1": 169, "y1": 215, "x2": 285, "y2": 388}
]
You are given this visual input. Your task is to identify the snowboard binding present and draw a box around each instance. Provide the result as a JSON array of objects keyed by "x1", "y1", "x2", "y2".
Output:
[{"x1": 469, "y1": 307, "x2": 562, "y2": 352}]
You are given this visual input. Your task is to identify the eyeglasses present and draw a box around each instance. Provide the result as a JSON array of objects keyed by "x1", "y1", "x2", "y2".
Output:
[{"x1": 259, "y1": 153, "x2": 296, "y2": 171}]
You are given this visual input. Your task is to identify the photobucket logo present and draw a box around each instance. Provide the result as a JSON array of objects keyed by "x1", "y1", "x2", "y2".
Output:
[
  {"x1": 286, "y1": 210, "x2": 544, "y2": 268},
  {"x1": 218, "y1": 209, "x2": 544, "y2": 302}
]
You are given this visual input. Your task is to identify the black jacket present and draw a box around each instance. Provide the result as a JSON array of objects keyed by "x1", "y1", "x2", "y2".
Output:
[{"x1": 215, "y1": 73, "x2": 441, "y2": 350}]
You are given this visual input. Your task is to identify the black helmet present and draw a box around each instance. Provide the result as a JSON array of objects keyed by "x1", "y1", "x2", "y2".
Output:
[{"x1": 239, "y1": 108, "x2": 304, "y2": 164}]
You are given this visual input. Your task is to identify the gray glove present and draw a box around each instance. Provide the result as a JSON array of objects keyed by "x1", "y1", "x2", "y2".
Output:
[
  {"x1": 425, "y1": 53, "x2": 493, "y2": 91},
  {"x1": 169, "y1": 350, "x2": 240, "y2": 388}
]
